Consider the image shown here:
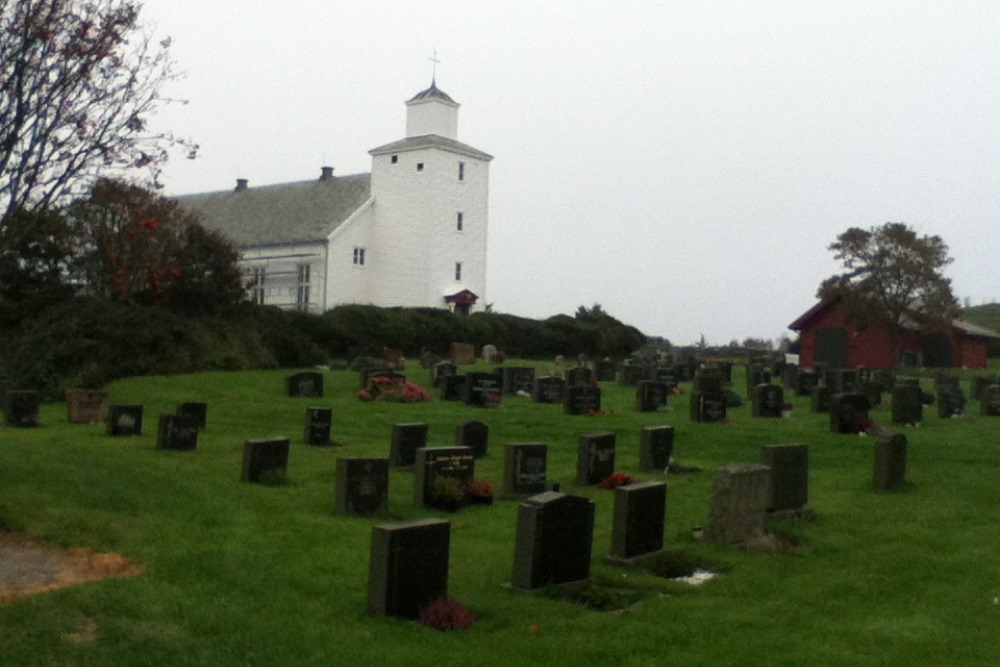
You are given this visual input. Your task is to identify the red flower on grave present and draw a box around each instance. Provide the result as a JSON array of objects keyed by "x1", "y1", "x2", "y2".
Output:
[{"x1": 599, "y1": 472, "x2": 635, "y2": 489}]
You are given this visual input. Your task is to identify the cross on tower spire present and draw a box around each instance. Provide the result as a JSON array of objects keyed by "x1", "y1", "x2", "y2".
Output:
[{"x1": 428, "y1": 50, "x2": 441, "y2": 83}]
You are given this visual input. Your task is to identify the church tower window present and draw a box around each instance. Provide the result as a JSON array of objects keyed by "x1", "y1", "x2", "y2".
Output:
[
  {"x1": 353, "y1": 247, "x2": 366, "y2": 265},
  {"x1": 458, "y1": 161, "x2": 465, "y2": 181},
  {"x1": 455, "y1": 262, "x2": 462, "y2": 281},
  {"x1": 456, "y1": 212, "x2": 463, "y2": 231}
]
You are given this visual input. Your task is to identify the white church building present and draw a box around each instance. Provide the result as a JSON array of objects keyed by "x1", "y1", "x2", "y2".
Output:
[{"x1": 181, "y1": 81, "x2": 492, "y2": 315}]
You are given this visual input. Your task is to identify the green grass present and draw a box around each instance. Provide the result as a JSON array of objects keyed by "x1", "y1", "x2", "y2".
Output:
[{"x1": 1, "y1": 362, "x2": 999, "y2": 666}]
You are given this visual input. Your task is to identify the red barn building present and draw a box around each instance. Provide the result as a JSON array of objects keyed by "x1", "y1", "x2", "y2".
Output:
[{"x1": 789, "y1": 297, "x2": 998, "y2": 369}]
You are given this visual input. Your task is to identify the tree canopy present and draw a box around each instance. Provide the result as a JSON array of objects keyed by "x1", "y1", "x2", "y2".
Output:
[
  {"x1": 0, "y1": 0, "x2": 195, "y2": 218},
  {"x1": 818, "y1": 222, "x2": 958, "y2": 334}
]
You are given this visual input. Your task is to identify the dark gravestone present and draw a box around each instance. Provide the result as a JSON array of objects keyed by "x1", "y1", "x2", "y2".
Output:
[
  {"x1": 891, "y1": 385, "x2": 924, "y2": 425},
  {"x1": 694, "y1": 369, "x2": 723, "y2": 394},
  {"x1": 462, "y1": 372, "x2": 502, "y2": 407},
  {"x1": 811, "y1": 385, "x2": 831, "y2": 413},
  {"x1": 532, "y1": 376, "x2": 566, "y2": 403},
  {"x1": 981, "y1": 385, "x2": 1000, "y2": 416},
  {"x1": 705, "y1": 463, "x2": 770, "y2": 546},
  {"x1": 304, "y1": 407, "x2": 332, "y2": 445},
  {"x1": 503, "y1": 443, "x2": 548, "y2": 497},
  {"x1": 610, "y1": 481, "x2": 667, "y2": 561},
  {"x1": 431, "y1": 362, "x2": 458, "y2": 389},
  {"x1": 369, "y1": 519, "x2": 450, "y2": 619},
  {"x1": 241, "y1": 438, "x2": 290, "y2": 483},
  {"x1": 717, "y1": 362, "x2": 733, "y2": 384},
  {"x1": 937, "y1": 384, "x2": 966, "y2": 418},
  {"x1": 566, "y1": 367, "x2": 594, "y2": 387},
  {"x1": 759, "y1": 444, "x2": 810, "y2": 519},
  {"x1": 618, "y1": 364, "x2": 647, "y2": 387},
  {"x1": 3, "y1": 390, "x2": 40, "y2": 427},
  {"x1": 651, "y1": 367, "x2": 678, "y2": 392},
  {"x1": 751, "y1": 384, "x2": 784, "y2": 418},
  {"x1": 690, "y1": 391, "x2": 727, "y2": 422},
  {"x1": 501, "y1": 366, "x2": 536, "y2": 395},
  {"x1": 65, "y1": 389, "x2": 109, "y2": 424},
  {"x1": 440, "y1": 374, "x2": 466, "y2": 401},
  {"x1": 176, "y1": 402, "x2": 207, "y2": 431},
  {"x1": 564, "y1": 385, "x2": 601, "y2": 415},
  {"x1": 796, "y1": 371, "x2": 819, "y2": 397},
  {"x1": 595, "y1": 358, "x2": 617, "y2": 382},
  {"x1": 512, "y1": 492, "x2": 595, "y2": 590},
  {"x1": 390, "y1": 422, "x2": 428, "y2": 467},
  {"x1": 971, "y1": 376, "x2": 1000, "y2": 402},
  {"x1": 455, "y1": 420, "x2": 489, "y2": 459},
  {"x1": 414, "y1": 447, "x2": 475, "y2": 510},
  {"x1": 827, "y1": 368, "x2": 859, "y2": 395},
  {"x1": 639, "y1": 425, "x2": 675, "y2": 472},
  {"x1": 873, "y1": 434, "x2": 907, "y2": 491},
  {"x1": 861, "y1": 380, "x2": 884, "y2": 408},
  {"x1": 576, "y1": 432, "x2": 616, "y2": 486},
  {"x1": 336, "y1": 458, "x2": 389, "y2": 516},
  {"x1": 287, "y1": 372, "x2": 324, "y2": 398},
  {"x1": 156, "y1": 414, "x2": 199, "y2": 450},
  {"x1": 830, "y1": 393, "x2": 870, "y2": 434},
  {"x1": 106, "y1": 404, "x2": 143, "y2": 436},
  {"x1": 745, "y1": 367, "x2": 771, "y2": 397},
  {"x1": 635, "y1": 381, "x2": 669, "y2": 412}
]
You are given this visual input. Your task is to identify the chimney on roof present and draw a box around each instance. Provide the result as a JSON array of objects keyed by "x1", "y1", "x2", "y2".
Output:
[
  {"x1": 235, "y1": 178, "x2": 249, "y2": 191},
  {"x1": 319, "y1": 166, "x2": 334, "y2": 181}
]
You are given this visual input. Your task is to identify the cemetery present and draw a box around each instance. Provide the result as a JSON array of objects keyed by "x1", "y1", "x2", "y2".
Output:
[{"x1": 0, "y1": 358, "x2": 999, "y2": 666}]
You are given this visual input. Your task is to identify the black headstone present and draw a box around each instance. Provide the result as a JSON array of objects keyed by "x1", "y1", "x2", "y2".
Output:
[
  {"x1": 156, "y1": 413, "x2": 199, "y2": 450},
  {"x1": 891, "y1": 385, "x2": 924, "y2": 425},
  {"x1": 106, "y1": 404, "x2": 143, "y2": 436},
  {"x1": 635, "y1": 381, "x2": 669, "y2": 412},
  {"x1": 369, "y1": 519, "x2": 450, "y2": 619},
  {"x1": 462, "y1": 372, "x2": 502, "y2": 407},
  {"x1": 304, "y1": 407, "x2": 332, "y2": 445},
  {"x1": 873, "y1": 434, "x2": 907, "y2": 491},
  {"x1": 3, "y1": 390, "x2": 40, "y2": 427},
  {"x1": 532, "y1": 376, "x2": 566, "y2": 403},
  {"x1": 980, "y1": 385, "x2": 1000, "y2": 416},
  {"x1": 512, "y1": 492, "x2": 595, "y2": 590},
  {"x1": 566, "y1": 367, "x2": 594, "y2": 387},
  {"x1": 937, "y1": 384, "x2": 966, "y2": 418},
  {"x1": 414, "y1": 447, "x2": 475, "y2": 510},
  {"x1": 759, "y1": 444, "x2": 809, "y2": 511},
  {"x1": 287, "y1": 372, "x2": 324, "y2": 398},
  {"x1": 390, "y1": 422, "x2": 428, "y2": 467},
  {"x1": 830, "y1": 393, "x2": 870, "y2": 434},
  {"x1": 455, "y1": 420, "x2": 489, "y2": 459},
  {"x1": 564, "y1": 385, "x2": 602, "y2": 415},
  {"x1": 431, "y1": 362, "x2": 458, "y2": 389},
  {"x1": 577, "y1": 432, "x2": 616, "y2": 486},
  {"x1": 690, "y1": 391, "x2": 727, "y2": 422},
  {"x1": 501, "y1": 366, "x2": 536, "y2": 395},
  {"x1": 176, "y1": 402, "x2": 207, "y2": 431},
  {"x1": 810, "y1": 385, "x2": 831, "y2": 413},
  {"x1": 610, "y1": 481, "x2": 667, "y2": 560},
  {"x1": 440, "y1": 374, "x2": 466, "y2": 401},
  {"x1": 503, "y1": 443, "x2": 547, "y2": 497},
  {"x1": 336, "y1": 458, "x2": 389, "y2": 516},
  {"x1": 751, "y1": 384, "x2": 785, "y2": 418},
  {"x1": 241, "y1": 438, "x2": 290, "y2": 483},
  {"x1": 639, "y1": 425, "x2": 675, "y2": 472}
]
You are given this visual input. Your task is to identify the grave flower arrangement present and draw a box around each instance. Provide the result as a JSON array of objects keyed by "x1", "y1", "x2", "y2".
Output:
[
  {"x1": 466, "y1": 479, "x2": 494, "y2": 505},
  {"x1": 418, "y1": 597, "x2": 476, "y2": 631},
  {"x1": 599, "y1": 472, "x2": 635, "y2": 489},
  {"x1": 357, "y1": 376, "x2": 432, "y2": 403}
]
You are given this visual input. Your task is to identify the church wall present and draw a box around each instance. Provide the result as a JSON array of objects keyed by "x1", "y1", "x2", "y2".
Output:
[
  {"x1": 325, "y1": 203, "x2": 376, "y2": 308},
  {"x1": 240, "y1": 242, "x2": 327, "y2": 313}
]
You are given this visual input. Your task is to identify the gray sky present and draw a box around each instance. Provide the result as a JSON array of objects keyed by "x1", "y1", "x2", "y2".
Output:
[{"x1": 140, "y1": 0, "x2": 1000, "y2": 346}]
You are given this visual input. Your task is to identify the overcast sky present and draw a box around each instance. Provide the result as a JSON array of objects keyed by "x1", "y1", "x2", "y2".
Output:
[{"x1": 140, "y1": 0, "x2": 1000, "y2": 346}]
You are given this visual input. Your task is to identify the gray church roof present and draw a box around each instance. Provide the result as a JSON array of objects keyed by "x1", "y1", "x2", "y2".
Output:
[
  {"x1": 179, "y1": 172, "x2": 371, "y2": 248},
  {"x1": 406, "y1": 80, "x2": 456, "y2": 105},
  {"x1": 369, "y1": 134, "x2": 493, "y2": 161}
]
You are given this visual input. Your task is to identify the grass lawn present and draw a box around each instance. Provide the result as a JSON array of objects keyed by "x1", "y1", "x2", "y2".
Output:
[{"x1": 1, "y1": 362, "x2": 998, "y2": 666}]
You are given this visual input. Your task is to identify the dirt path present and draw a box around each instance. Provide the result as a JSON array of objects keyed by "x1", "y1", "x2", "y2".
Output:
[{"x1": 0, "y1": 531, "x2": 144, "y2": 603}]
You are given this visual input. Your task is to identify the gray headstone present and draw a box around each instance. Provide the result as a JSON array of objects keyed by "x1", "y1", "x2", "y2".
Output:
[
  {"x1": 639, "y1": 425, "x2": 675, "y2": 472},
  {"x1": 577, "y1": 432, "x2": 616, "y2": 486},
  {"x1": 873, "y1": 434, "x2": 907, "y2": 491},
  {"x1": 336, "y1": 458, "x2": 389, "y2": 516},
  {"x1": 611, "y1": 481, "x2": 667, "y2": 560},
  {"x1": 512, "y1": 492, "x2": 595, "y2": 590},
  {"x1": 503, "y1": 443, "x2": 547, "y2": 497},
  {"x1": 369, "y1": 519, "x2": 450, "y2": 618},
  {"x1": 705, "y1": 463, "x2": 770, "y2": 546}
]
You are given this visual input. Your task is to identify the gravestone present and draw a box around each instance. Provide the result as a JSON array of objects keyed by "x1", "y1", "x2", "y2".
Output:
[
  {"x1": 304, "y1": 407, "x2": 332, "y2": 445},
  {"x1": 690, "y1": 391, "x2": 727, "y2": 422},
  {"x1": 430, "y1": 362, "x2": 457, "y2": 389},
  {"x1": 891, "y1": 385, "x2": 924, "y2": 425},
  {"x1": 462, "y1": 372, "x2": 502, "y2": 407},
  {"x1": 610, "y1": 481, "x2": 667, "y2": 561},
  {"x1": 650, "y1": 367, "x2": 678, "y2": 392},
  {"x1": 3, "y1": 390, "x2": 40, "y2": 427},
  {"x1": 617, "y1": 364, "x2": 647, "y2": 387},
  {"x1": 873, "y1": 434, "x2": 907, "y2": 492},
  {"x1": 241, "y1": 438, "x2": 290, "y2": 483},
  {"x1": 717, "y1": 361, "x2": 734, "y2": 384},
  {"x1": 440, "y1": 374, "x2": 466, "y2": 401},
  {"x1": 551, "y1": 355, "x2": 567, "y2": 379},
  {"x1": 811, "y1": 385, "x2": 831, "y2": 413},
  {"x1": 705, "y1": 463, "x2": 770, "y2": 546},
  {"x1": 369, "y1": 519, "x2": 450, "y2": 619},
  {"x1": 336, "y1": 458, "x2": 389, "y2": 516},
  {"x1": 106, "y1": 404, "x2": 143, "y2": 436},
  {"x1": 759, "y1": 444, "x2": 811, "y2": 520},
  {"x1": 971, "y1": 375, "x2": 1000, "y2": 402},
  {"x1": 176, "y1": 402, "x2": 207, "y2": 431},
  {"x1": 861, "y1": 380, "x2": 884, "y2": 408},
  {"x1": 751, "y1": 384, "x2": 785, "y2": 418},
  {"x1": 65, "y1": 389, "x2": 109, "y2": 424},
  {"x1": 564, "y1": 385, "x2": 602, "y2": 415},
  {"x1": 981, "y1": 385, "x2": 1000, "y2": 416},
  {"x1": 156, "y1": 414, "x2": 199, "y2": 450},
  {"x1": 694, "y1": 369, "x2": 723, "y2": 394},
  {"x1": 595, "y1": 358, "x2": 617, "y2": 382},
  {"x1": 414, "y1": 447, "x2": 475, "y2": 510},
  {"x1": 576, "y1": 432, "x2": 616, "y2": 486},
  {"x1": 455, "y1": 420, "x2": 489, "y2": 459},
  {"x1": 390, "y1": 422, "x2": 428, "y2": 467},
  {"x1": 937, "y1": 384, "x2": 966, "y2": 418},
  {"x1": 481, "y1": 344, "x2": 498, "y2": 363},
  {"x1": 566, "y1": 366, "x2": 593, "y2": 387},
  {"x1": 503, "y1": 443, "x2": 548, "y2": 497},
  {"x1": 830, "y1": 393, "x2": 870, "y2": 434},
  {"x1": 796, "y1": 371, "x2": 819, "y2": 397},
  {"x1": 512, "y1": 492, "x2": 595, "y2": 590},
  {"x1": 827, "y1": 368, "x2": 859, "y2": 395},
  {"x1": 532, "y1": 376, "x2": 566, "y2": 403},
  {"x1": 639, "y1": 425, "x2": 675, "y2": 472},
  {"x1": 287, "y1": 372, "x2": 324, "y2": 398},
  {"x1": 449, "y1": 342, "x2": 476, "y2": 365},
  {"x1": 500, "y1": 366, "x2": 536, "y2": 395},
  {"x1": 745, "y1": 367, "x2": 771, "y2": 397},
  {"x1": 635, "y1": 381, "x2": 669, "y2": 412}
]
